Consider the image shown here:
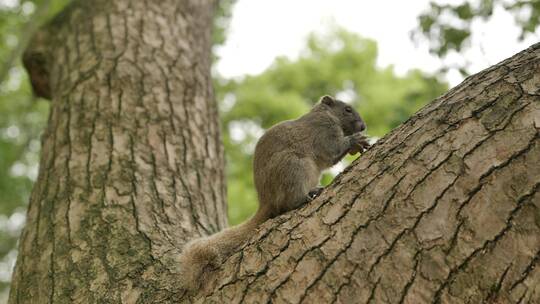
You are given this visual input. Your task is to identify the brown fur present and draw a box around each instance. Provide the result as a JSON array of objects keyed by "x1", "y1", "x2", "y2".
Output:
[{"x1": 178, "y1": 95, "x2": 369, "y2": 290}]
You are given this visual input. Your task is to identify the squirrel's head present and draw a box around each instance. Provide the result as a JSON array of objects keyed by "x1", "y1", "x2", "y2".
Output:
[{"x1": 319, "y1": 95, "x2": 366, "y2": 136}]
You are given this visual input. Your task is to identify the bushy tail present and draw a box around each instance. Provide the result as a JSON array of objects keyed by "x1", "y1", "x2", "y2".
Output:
[{"x1": 178, "y1": 210, "x2": 267, "y2": 291}]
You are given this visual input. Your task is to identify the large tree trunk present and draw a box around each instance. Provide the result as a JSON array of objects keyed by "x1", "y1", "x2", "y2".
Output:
[
  {"x1": 10, "y1": 0, "x2": 540, "y2": 303},
  {"x1": 10, "y1": 0, "x2": 227, "y2": 303}
]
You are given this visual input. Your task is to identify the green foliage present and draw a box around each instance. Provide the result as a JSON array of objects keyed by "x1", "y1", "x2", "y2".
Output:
[
  {"x1": 414, "y1": 0, "x2": 540, "y2": 73},
  {"x1": 218, "y1": 28, "x2": 448, "y2": 225},
  {"x1": 0, "y1": 79, "x2": 48, "y2": 216},
  {"x1": 213, "y1": 0, "x2": 237, "y2": 49}
]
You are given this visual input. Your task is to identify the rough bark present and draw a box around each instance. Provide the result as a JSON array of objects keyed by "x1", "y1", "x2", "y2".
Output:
[
  {"x1": 10, "y1": 0, "x2": 226, "y2": 303},
  {"x1": 10, "y1": 0, "x2": 540, "y2": 303},
  {"x1": 194, "y1": 45, "x2": 539, "y2": 304}
]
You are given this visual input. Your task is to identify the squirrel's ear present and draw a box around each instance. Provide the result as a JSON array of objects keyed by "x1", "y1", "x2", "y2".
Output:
[{"x1": 320, "y1": 95, "x2": 335, "y2": 106}]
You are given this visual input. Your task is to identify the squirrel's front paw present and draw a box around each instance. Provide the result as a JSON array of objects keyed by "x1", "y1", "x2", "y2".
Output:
[
  {"x1": 349, "y1": 133, "x2": 370, "y2": 155},
  {"x1": 307, "y1": 187, "x2": 324, "y2": 201}
]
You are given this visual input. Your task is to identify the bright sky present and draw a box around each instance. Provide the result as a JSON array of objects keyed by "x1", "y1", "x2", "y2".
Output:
[{"x1": 215, "y1": 0, "x2": 539, "y2": 86}]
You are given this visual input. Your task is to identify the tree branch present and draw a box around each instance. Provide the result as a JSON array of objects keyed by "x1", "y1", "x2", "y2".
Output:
[{"x1": 193, "y1": 42, "x2": 540, "y2": 303}]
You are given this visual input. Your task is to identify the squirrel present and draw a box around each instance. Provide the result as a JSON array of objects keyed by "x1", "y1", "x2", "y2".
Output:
[{"x1": 178, "y1": 95, "x2": 369, "y2": 290}]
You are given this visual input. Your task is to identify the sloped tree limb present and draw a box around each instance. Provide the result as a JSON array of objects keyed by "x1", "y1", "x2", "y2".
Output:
[{"x1": 195, "y1": 42, "x2": 540, "y2": 304}]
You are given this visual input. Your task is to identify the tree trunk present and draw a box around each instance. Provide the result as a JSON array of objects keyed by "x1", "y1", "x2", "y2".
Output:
[
  {"x1": 10, "y1": 0, "x2": 540, "y2": 303},
  {"x1": 10, "y1": 0, "x2": 227, "y2": 303}
]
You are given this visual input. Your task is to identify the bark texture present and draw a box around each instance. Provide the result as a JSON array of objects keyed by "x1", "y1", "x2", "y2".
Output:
[
  {"x1": 10, "y1": 0, "x2": 226, "y2": 303},
  {"x1": 10, "y1": 0, "x2": 540, "y2": 303},
  {"x1": 193, "y1": 45, "x2": 539, "y2": 304}
]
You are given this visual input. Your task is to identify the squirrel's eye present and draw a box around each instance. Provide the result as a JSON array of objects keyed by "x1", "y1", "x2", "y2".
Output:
[{"x1": 345, "y1": 107, "x2": 352, "y2": 113}]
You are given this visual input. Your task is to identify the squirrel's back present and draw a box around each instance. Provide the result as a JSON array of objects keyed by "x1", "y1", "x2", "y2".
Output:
[{"x1": 178, "y1": 95, "x2": 368, "y2": 292}]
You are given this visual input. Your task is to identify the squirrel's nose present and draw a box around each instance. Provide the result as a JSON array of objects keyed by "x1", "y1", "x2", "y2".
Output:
[{"x1": 357, "y1": 121, "x2": 366, "y2": 132}]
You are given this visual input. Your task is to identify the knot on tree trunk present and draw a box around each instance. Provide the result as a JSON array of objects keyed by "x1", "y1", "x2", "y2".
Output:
[
  {"x1": 23, "y1": 52, "x2": 50, "y2": 99},
  {"x1": 23, "y1": 30, "x2": 52, "y2": 99}
]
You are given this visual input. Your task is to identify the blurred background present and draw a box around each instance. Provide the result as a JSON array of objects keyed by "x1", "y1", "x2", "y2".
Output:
[{"x1": 0, "y1": 0, "x2": 538, "y2": 300}]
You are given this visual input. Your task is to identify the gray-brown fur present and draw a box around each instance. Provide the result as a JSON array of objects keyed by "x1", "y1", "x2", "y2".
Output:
[{"x1": 178, "y1": 95, "x2": 369, "y2": 291}]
